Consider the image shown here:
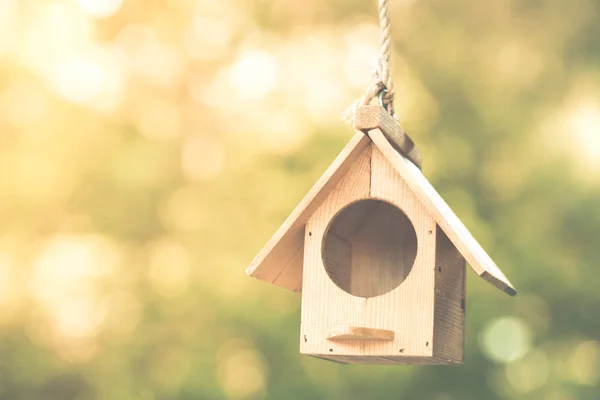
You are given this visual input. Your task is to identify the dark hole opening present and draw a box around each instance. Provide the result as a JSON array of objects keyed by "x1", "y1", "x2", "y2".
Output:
[{"x1": 322, "y1": 199, "x2": 418, "y2": 298}]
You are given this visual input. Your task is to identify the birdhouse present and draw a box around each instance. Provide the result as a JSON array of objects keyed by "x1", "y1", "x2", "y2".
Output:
[{"x1": 246, "y1": 105, "x2": 516, "y2": 365}]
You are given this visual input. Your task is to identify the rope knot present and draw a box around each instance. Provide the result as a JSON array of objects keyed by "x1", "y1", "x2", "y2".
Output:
[
  {"x1": 343, "y1": 56, "x2": 396, "y2": 124},
  {"x1": 343, "y1": 0, "x2": 396, "y2": 125},
  {"x1": 370, "y1": 57, "x2": 395, "y2": 107}
]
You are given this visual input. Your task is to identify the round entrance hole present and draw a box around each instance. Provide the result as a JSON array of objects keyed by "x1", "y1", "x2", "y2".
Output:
[{"x1": 322, "y1": 199, "x2": 418, "y2": 298}]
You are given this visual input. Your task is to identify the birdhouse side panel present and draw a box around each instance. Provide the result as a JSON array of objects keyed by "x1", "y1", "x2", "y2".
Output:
[{"x1": 432, "y1": 227, "x2": 466, "y2": 363}]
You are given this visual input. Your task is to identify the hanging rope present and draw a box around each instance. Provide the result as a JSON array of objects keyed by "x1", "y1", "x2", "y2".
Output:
[{"x1": 344, "y1": 0, "x2": 397, "y2": 124}]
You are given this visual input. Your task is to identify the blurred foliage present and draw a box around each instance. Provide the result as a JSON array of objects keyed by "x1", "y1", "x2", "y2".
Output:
[{"x1": 0, "y1": 0, "x2": 600, "y2": 399}]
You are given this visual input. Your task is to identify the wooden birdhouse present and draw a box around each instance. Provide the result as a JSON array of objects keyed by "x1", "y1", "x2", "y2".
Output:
[{"x1": 246, "y1": 105, "x2": 516, "y2": 365}]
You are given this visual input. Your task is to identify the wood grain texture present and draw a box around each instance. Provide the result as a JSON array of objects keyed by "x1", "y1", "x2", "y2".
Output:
[
  {"x1": 328, "y1": 326, "x2": 395, "y2": 341},
  {"x1": 350, "y1": 200, "x2": 417, "y2": 298},
  {"x1": 301, "y1": 144, "x2": 440, "y2": 364},
  {"x1": 432, "y1": 227, "x2": 466, "y2": 363},
  {"x1": 246, "y1": 132, "x2": 371, "y2": 291},
  {"x1": 321, "y1": 233, "x2": 351, "y2": 292},
  {"x1": 354, "y1": 105, "x2": 422, "y2": 169},
  {"x1": 367, "y1": 128, "x2": 517, "y2": 296},
  {"x1": 300, "y1": 145, "x2": 373, "y2": 358},
  {"x1": 271, "y1": 245, "x2": 304, "y2": 292},
  {"x1": 327, "y1": 199, "x2": 376, "y2": 240},
  {"x1": 322, "y1": 199, "x2": 417, "y2": 298}
]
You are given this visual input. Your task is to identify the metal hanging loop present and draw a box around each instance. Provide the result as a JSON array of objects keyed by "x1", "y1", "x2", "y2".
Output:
[{"x1": 378, "y1": 87, "x2": 394, "y2": 115}]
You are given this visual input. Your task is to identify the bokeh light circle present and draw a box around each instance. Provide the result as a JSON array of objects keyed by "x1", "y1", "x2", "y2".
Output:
[{"x1": 480, "y1": 316, "x2": 532, "y2": 364}]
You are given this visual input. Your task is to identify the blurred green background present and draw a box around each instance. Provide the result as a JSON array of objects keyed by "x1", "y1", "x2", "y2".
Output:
[{"x1": 0, "y1": 0, "x2": 599, "y2": 399}]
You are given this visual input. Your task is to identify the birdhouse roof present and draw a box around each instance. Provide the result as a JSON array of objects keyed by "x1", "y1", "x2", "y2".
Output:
[{"x1": 246, "y1": 106, "x2": 516, "y2": 296}]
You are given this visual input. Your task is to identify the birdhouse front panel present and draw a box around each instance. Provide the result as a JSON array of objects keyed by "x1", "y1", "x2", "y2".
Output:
[
  {"x1": 246, "y1": 106, "x2": 516, "y2": 366},
  {"x1": 299, "y1": 144, "x2": 457, "y2": 364}
]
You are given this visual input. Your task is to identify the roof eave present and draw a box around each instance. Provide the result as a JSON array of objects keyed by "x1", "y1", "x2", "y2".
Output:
[
  {"x1": 245, "y1": 132, "x2": 372, "y2": 292},
  {"x1": 357, "y1": 110, "x2": 517, "y2": 297}
]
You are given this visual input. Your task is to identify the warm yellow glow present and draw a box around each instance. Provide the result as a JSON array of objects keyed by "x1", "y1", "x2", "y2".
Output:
[
  {"x1": 186, "y1": 15, "x2": 233, "y2": 61},
  {"x1": 0, "y1": 0, "x2": 595, "y2": 394},
  {"x1": 229, "y1": 49, "x2": 279, "y2": 100},
  {"x1": 147, "y1": 239, "x2": 191, "y2": 297},
  {"x1": 159, "y1": 186, "x2": 207, "y2": 232},
  {"x1": 181, "y1": 134, "x2": 225, "y2": 181},
  {"x1": 76, "y1": 0, "x2": 123, "y2": 19},
  {"x1": 539, "y1": 87, "x2": 600, "y2": 182},
  {"x1": 342, "y1": 24, "x2": 380, "y2": 90},
  {"x1": 0, "y1": 81, "x2": 47, "y2": 126},
  {"x1": 102, "y1": 290, "x2": 140, "y2": 337},
  {"x1": 18, "y1": 2, "x2": 93, "y2": 75},
  {"x1": 0, "y1": 0, "x2": 17, "y2": 55},
  {"x1": 494, "y1": 41, "x2": 543, "y2": 85},
  {"x1": 256, "y1": 110, "x2": 309, "y2": 154},
  {"x1": 218, "y1": 339, "x2": 267, "y2": 399},
  {"x1": 568, "y1": 340, "x2": 599, "y2": 385},
  {"x1": 31, "y1": 235, "x2": 119, "y2": 340},
  {"x1": 302, "y1": 72, "x2": 346, "y2": 122},
  {"x1": 281, "y1": 32, "x2": 348, "y2": 121},
  {"x1": 135, "y1": 99, "x2": 182, "y2": 141},
  {"x1": 53, "y1": 296, "x2": 106, "y2": 340},
  {"x1": 0, "y1": 251, "x2": 21, "y2": 326},
  {"x1": 53, "y1": 337, "x2": 100, "y2": 363},
  {"x1": 567, "y1": 100, "x2": 600, "y2": 170},
  {"x1": 115, "y1": 24, "x2": 184, "y2": 86},
  {"x1": 50, "y1": 48, "x2": 124, "y2": 110},
  {"x1": 6, "y1": 150, "x2": 75, "y2": 207},
  {"x1": 0, "y1": 252, "x2": 14, "y2": 304}
]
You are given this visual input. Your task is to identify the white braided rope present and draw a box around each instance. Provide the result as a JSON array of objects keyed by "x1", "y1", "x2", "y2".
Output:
[{"x1": 344, "y1": 0, "x2": 396, "y2": 124}]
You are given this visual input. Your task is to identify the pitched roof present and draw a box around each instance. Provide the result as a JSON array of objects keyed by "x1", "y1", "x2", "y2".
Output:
[{"x1": 246, "y1": 106, "x2": 516, "y2": 296}]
